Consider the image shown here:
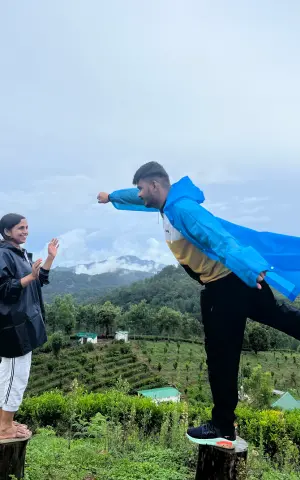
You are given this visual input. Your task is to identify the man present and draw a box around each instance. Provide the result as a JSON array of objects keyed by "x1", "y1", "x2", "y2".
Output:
[{"x1": 97, "y1": 161, "x2": 300, "y2": 449}]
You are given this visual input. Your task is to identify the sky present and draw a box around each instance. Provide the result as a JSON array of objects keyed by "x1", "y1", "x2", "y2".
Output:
[{"x1": 0, "y1": 1, "x2": 299, "y2": 269}]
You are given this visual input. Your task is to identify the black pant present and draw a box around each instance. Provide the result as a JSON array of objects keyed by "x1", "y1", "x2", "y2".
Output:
[{"x1": 201, "y1": 273, "x2": 300, "y2": 433}]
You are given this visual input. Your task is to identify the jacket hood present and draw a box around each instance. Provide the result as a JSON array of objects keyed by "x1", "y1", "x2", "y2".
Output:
[
  {"x1": 0, "y1": 241, "x2": 20, "y2": 252},
  {"x1": 0, "y1": 241, "x2": 30, "y2": 258},
  {"x1": 165, "y1": 176, "x2": 205, "y2": 208}
]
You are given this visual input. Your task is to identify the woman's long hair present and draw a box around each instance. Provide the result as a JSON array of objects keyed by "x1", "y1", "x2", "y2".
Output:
[{"x1": 0, "y1": 213, "x2": 25, "y2": 241}]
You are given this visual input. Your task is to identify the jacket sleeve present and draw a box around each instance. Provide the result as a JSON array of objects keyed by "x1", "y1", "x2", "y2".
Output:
[
  {"x1": 0, "y1": 254, "x2": 23, "y2": 304},
  {"x1": 39, "y1": 267, "x2": 50, "y2": 287},
  {"x1": 177, "y1": 202, "x2": 270, "y2": 288},
  {"x1": 109, "y1": 188, "x2": 158, "y2": 212}
]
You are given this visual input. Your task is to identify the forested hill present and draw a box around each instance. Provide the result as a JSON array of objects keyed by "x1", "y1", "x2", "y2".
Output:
[
  {"x1": 100, "y1": 265, "x2": 300, "y2": 323},
  {"x1": 101, "y1": 265, "x2": 203, "y2": 319},
  {"x1": 42, "y1": 268, "x2": 155, "y2": 304}
]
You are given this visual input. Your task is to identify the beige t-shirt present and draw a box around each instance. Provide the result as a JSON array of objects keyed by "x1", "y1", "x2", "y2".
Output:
[{"x1": 163, "y1": 214, "x2": 230, "y2": 284}]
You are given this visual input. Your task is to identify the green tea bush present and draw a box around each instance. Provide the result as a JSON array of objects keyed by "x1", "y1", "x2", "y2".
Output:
[{"x1": 18, "y1": 389, "x2": 300, "y2": 460}]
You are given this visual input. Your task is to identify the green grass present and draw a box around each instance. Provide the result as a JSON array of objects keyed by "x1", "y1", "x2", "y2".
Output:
[
  {"x1": 23, "y1": 428, "x2": 300, "y2": 480},
  {"x1": 132, "y1": 340, "x2": 300, "y2": 399},
  {"x1": 22, "y1": 427, "x2": 195, "y2": 480},
  {"x1": 23, "y1": 429, "x2": 300, "y2": 480},
  {"x1": 133, "y1": 340, "x2": 205, "y2": 387},
  {"x1": 27, "y1": 342, "x2": 166, "y2": 397},
  {"x1": 27, "y1": 340, "x2": 300, "y2": 401}
]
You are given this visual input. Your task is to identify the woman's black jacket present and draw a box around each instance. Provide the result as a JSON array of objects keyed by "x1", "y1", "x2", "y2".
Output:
[{"x1": 0, "y1": 241, "x2": 49, "y2": 358}]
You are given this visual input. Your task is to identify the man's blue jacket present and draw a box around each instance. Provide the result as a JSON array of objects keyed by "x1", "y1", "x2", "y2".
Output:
[{"x1": 109, "y1": 176, "x2": 300, "y2": 301}]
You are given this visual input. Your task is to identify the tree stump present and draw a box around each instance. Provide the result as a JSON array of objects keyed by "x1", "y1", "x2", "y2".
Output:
[
  {"x1": 0, "y1": 437, "x2": 31, "y2": 480},
  {"x1": 195, "y1": 437, "x2": 248, "y2": 480}
]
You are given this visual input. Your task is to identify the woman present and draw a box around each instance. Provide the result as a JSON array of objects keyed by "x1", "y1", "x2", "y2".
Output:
[{"x1": 0, "y1": 213, "x2": 58, "y2": 441}]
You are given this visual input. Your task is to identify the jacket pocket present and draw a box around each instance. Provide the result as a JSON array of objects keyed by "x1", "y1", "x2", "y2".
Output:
[{"x1": 0, "y1": 323, "x2": 26, "y2": 357}]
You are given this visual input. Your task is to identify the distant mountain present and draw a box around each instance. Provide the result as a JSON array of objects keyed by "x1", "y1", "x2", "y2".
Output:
[
  {"x1": 44, "y1": 256, "x2": 166, "y2": 303},
  {"x1": 54, "y1": 255, "x2": 165, "y2": 276},
  {"x1": 74, "y1": 255, "x2": 165, "y2": 275}
]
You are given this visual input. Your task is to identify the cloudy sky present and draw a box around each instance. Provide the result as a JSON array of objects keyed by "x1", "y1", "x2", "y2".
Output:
[{"x1": 0, "y1": 1, "x2": 299, "y2": 268}]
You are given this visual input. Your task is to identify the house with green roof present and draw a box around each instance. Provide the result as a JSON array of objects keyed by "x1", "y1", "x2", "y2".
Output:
[
  {"x1": 137, "y1": 387, "x2": 181, "y2": 404},
  {"x1": 76, "y1": 332, "x2": 98, "y2": 345},
  {"x1": 271, "y1": 392, "x2": 300, "y2": 411}
]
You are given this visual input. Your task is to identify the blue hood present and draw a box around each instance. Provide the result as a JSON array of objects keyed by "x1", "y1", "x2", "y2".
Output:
[{"x1": 166, "y1": 176, "x2": 205, "y2": 207}]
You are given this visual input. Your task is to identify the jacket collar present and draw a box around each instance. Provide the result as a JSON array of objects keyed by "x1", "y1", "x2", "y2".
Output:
[{"x1": 0, "y1": 241, "x2": 32, "y2": 260}]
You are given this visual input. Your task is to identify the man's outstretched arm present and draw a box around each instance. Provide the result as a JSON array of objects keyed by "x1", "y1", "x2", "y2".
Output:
[{"x1": 97, "y1": 189, "x2": 158, "y2": 212}]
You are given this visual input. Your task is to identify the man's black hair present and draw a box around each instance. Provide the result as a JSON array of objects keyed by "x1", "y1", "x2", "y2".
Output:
[{"x1": 132, "y1": 161, "x2": 170, "y2": 186}]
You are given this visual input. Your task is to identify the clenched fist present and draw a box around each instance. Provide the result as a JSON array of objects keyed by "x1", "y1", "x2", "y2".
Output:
[{"x1": 97, "y1": 192, "x2": 110, "y2": 204}]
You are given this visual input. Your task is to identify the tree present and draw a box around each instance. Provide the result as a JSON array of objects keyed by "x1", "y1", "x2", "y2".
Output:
[
  {"x1": 77, "y1": 304, "x2": 97, "y2": 331},
  {"x1": 87, "y1": 359, "x2": 97, "y2": 375},
  {"x1": 241, "y1": 364, "x2": 252, "y2": 379},
  {"x1": 248, "y1": 324, "x2": 269, "y2": 354},
  {"x1": 96, "y1": 301, "x2": 121, "y2": 337},
  {"x1": 155, "y1": 306, "x2": 182, "y2": 338},
  {"x1": 120, "y1": 300, "x2": 153, "y2": 335},
  {"x1": 181, "y1": 314, "x2": 202, "y2": 338},
  {"x1": 45, "y1": 303, "x2": 57, "y2": 333},
  {"x1": 199, "y1": 358, "x2": 205, "y2": 372},
  {"x1": 291, "y1": 372, "x2": 297, "y2": 387},
  {"x1": 50, "y1": 295, "x2": 77, "y2": 335},
  {"x1": 75, "y1": 305, "x2": 85, "y2": 331},
  {"x1": 49, "y1": 331, "x2": 64, "y2": 358},
  {"x1": 244, "y1": 364, "x2": 273, "y2": 409}
]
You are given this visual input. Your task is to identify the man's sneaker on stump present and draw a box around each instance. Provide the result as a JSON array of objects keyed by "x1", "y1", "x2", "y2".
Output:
[{"x1": 186, "y1": 421, "x2": 236, "y2": 450}]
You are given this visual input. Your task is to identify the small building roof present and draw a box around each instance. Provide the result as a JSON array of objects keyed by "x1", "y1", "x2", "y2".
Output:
[
  {"x1": 115, "y1": 330, "x2": 129, "y2": 334},
  {"x1": 273, "y1": 389, "x2": 285, "y2": 396},
  {"x1": 272, "y1": 392, "x2": 300, "y2": 411},
  {"x1": 137, "y1": 387, "x2": 181, "y2": 400},
  {"x1": 76, "y1": 332, "x2": 97, "y2": 339}
]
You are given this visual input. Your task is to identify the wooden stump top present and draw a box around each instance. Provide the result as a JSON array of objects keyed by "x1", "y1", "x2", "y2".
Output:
[
  {"x1": 234, "y1": 437, "x2": 248, "y2": 453},
  {"x1": 0, "y1": 435, "x2": 32, "y2": 480},
  {"x1": 214, "y1": 436, "x2": 248, "y2": 453},
  {"x1": 195, "y1": 437, "x2": 248, "y2": 480},
  {"x1": 0, "y1": 433, "x2": 32, "y2": 445}
]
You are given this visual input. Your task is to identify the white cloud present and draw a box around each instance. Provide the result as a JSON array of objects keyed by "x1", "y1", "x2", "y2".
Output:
[
  {"x1": 34, "y1": 230, "x2": 175, "y2": 271},
  {"x1": 240, "y1": 206, "x2": 265, "y2": 215},
  {"x1": 76, "y1": 255, "x2": 164, "y2": 275},
  {"x1": 34, "y1": 229, "x2": 106, "y2": 267},
  {"x1": 240, "y1": 197, "x2": 269, "y2": 204},
  {"x1": 188, "y1": 167, "x2": 243, "y2": 185},
  {"x1": 204, "y1": 202, "x2": 230, "y2": 213}
]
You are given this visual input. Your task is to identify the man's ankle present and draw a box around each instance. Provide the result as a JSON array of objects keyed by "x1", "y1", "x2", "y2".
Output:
[{"x1": 212, "y1": 421, "x2": 235, "y2": 436}]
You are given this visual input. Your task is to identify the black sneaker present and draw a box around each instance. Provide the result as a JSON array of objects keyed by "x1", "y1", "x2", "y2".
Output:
[{"x1": 186, "y1": 421, "x2": 236, "y2": 449}]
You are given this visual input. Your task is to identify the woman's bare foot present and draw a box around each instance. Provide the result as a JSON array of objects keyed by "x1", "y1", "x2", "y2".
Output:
[
  {"x1": 0, "y1": 424, "x2": 31, "y2": 441},
  {"x1": 13, "y1": 421, "x2": 27, "y2": 428}
]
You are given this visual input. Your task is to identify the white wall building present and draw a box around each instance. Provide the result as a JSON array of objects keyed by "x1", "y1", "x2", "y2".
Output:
[
  {"x1": 115, "y1": 331, "x2": 129, "y2": 342},
  {"x1": 76, "y1": 332, "x2": 98, "y2": 344}
]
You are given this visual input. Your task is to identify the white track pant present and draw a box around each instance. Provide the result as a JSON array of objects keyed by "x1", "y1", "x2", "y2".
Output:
[{"x1": 0, "y1": 352, "x2": 32, "y2": 412}]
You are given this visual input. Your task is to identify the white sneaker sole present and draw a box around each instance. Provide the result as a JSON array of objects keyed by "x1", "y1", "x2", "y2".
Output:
[{"x1": 186, "y1": 433, "x2": 236, "y2": 450}]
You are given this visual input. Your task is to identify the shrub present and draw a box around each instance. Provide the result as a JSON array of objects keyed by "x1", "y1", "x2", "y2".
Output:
[
  {"x1": 17, "y1": 389, "x2": 300, "y2": 460},
  {"x1": 82, "y1": 342, "x2": 95, "y2": 352}
]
